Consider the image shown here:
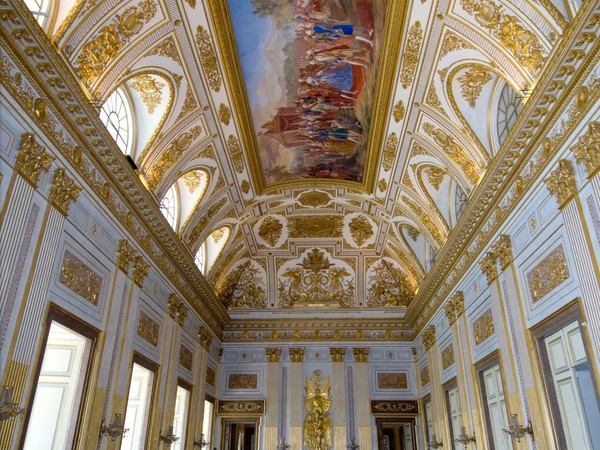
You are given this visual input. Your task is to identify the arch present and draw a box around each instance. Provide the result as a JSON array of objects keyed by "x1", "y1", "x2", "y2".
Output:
[
  {"x1": 99, "y1": 86, "x2": 135, "y2": 156},
  {"x1": 175, "y1": 168, "x2": 211, "y2": 233},
  {"x1": 204, "y1": 226, "x2": 232, "y2": 275}
]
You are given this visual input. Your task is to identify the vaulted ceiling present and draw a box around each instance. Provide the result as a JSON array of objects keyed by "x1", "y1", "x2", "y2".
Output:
[{"x1": 45, "y1": 0, "x2": 568, "y2": 337}]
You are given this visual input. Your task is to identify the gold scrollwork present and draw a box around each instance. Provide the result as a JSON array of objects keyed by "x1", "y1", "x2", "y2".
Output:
[
  {"x1": 168, "y1": 293, "x2": 189, "y2": 326},
  {"x1": 196, "y1": 26, "x2": 222, "y2": 92},
  {"x1": 393, "y1": 100, "x2": 405, "y2": 122},
  {"x1": 15, "y1": 133, "x2": 54, "y2": 187},
  {"x1": 131, "y1": 74, "x2": 165, "y2": 114},
  {"x1": 377, "y1": 373, "x2": 408, "y2": 389},
  {"x1": 400, "y1": 21, "x2": 423, "y2": 89},
  {"x1": 132, "y1": 255, "x2": 149, "y2": 287},
  {"x1": 217, "y1": 261, "x2": 266, "y2": 309},
  {"x1": 353, "y1": 347, "x2": 369, "y2": 363},
  {"x1": 198, "y1": 326, "x2": 213, "y2": 351},
  {"x1": 265, "y1": 348, "x2": 281, "y2": 363},
  {"x1": 479, "y1": 251, "x2": 498, "y2": 285},
  {"x1": 382, "y1": 133, "x2": 398, "y2": 171},
  {"x1": 545, "y1": 159, "x2": 577, "y2": 208},
  {"x1": 473, "y1": 309, "x2": 495, "y2": 345},
  {"x1": 206, "y1": 367, "x2": 216, "y2": 386},
  {"x1": 218, "y1": 400, "x2": 265, "y2": 415},
  {"x1": 348, "y1": 215, "x2": 373, "y2": 247},
  {"x1": 258, "y1": 216, "x2": 283, "y2": 247},
  {"x1": 49, "y1": 168, "x2": 81, "y2": 216},
  {"x1": 228, "y1": 374, "x2": 258, "y2": 390},
  {"x1": 137, "y1": 311, "x2": 160, "y2": 346},
  {"x1": 526, "y1": 244, "x2": 569, "y2": 302},
  {"x1": 570, "y1": 121, "x2": 600, "y2": 178},
  {"x1": 180, "y1": 345, "x2": 193, "y2": 370},
  {"x1": 116, "y1": 240, "x2": 136, "y2": 273},
  {"x1": 59, "y1": 250, "x2": 102, "y2": 305},
  {"x1": 458, "y1": 67, "x2": 492, "y2": 108},
  {"x1": 289, "y1": 348, "x2": 305, "y2": 362},
  {"x1": 367, "y1": 260, "x2": 413, "y2": 307},
  {"x1": 441, "y1": 344, "x2": 454, "y2": 369},
  {"x1": 329, "y1": 348, "x2": 346, "y2": 362},
  {"x1": 422, "y1": 325, "x2": 436, "y2": 350}
]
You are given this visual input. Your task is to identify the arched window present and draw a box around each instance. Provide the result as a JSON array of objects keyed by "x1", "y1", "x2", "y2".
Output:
[
  {"x1": 24, "y1": 0, "x2": 51, "y2": 26},
  {"x1": 454, "y1": 185, "x2": 468, "y2": 221},
  {"x1": 496, "y1": 83, "x2": 523, "y2": 145},
  {"x1": 100, "y1": 87, "x2": 133, "y2": 155},
  {"x1": 194, "y1": 244, "x2": 206, "y2": 274},
  {"x1": 160, "y1": 185, "x2": 178, "y2": 229}
]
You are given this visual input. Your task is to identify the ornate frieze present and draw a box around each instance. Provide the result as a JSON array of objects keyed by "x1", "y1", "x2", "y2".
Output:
[
  {"x1": 198, "y1": 326, "x2": 212, "y2": 351},
  {"x1": 570, "y1": 121, "x2": 600, "y2": 178},
  {"x1": 441, "y1": 344, "x2": 455, "y2": 370},
  {"x1": 265, "y1": 348, "x2": 281, "y2": 363},
  {"x1": 479, "y1": 251, "x2": 498, "y2": 285},
  {"x1": 492, "y1": 235, "x2": 513, "y2": 270},
  {"x1": 195, "y1": 26, "x2": 222, "y2": 92},
  {"x1": 49, "y1": 168, "x2": 80, "y2": 216},
  {"x1": 137, "y1": 311, "x2": 160, "y2": 346},
  {"x1": 288, "y1": 216, "x2": 343, "y2": 238},
  {"x1": 145, "y1": 36, "x2": 180, "y2": 62},
  {"x1": 289, "y1": 348, "x2": 305, "y2": 363},
  {"x1": 377, "y1": 373, "x2": 408, "y2": 389},
  {"x1": 206, "y1": 367, "x2": 216, "y2": 386},
  {"x1": 15, "y1": 133, "x2": 54, "y2": 187},
  {"x1": 132, "y1": 255, "x2": 149, "y2": 287},
  {"x1": 473, "y1": 309, "x2": 495, "y2": 345},
  {"x1": 400, "y1": 21, "x2": 423, "y2": 89},
  {"x1": 371, "y1": 400, "x2": 418, "y2": 414},
  {"x1": 218, "y1": 400, "x2": 265, "y2": 415},
  {"x1": 353, "y1": 347, "x2": 369, "y2": 363},
  {"x1": 59, "y1": 250, "x2": 102, "y2": 305},
  {"x1": 329, "y1": 347, "x2": 346, "y2": 363},
  {"x1": 180, "y1": 345, "x2": 193, "y2": 370},
  {"x1": 545, "y1": 159, "x2": 577, "y2": 208},
  {"x1": 422, "y1": 325, "x2": 436, "y2": 350},
  {"x1": 228, "y1": 374, "x2": 258, "y2": 390},
  {"x1": 168, "y1": 294, "x2": 188, "y2": 326},
  {"x1": 526, "y1": 244, "x2": 569, "y2": 302},
  {"x1": 116, "y1": 240, "x2": 136, "y2": 273},
  {"x1": 304, "y1": 370, "x2": 332, "y2": 450},
  {"x1": 297, "y1": 190, "x2": 331, "y2": 207},
  {"x1": 420, "y1": 366, "x2": 430, "y2": 385}
]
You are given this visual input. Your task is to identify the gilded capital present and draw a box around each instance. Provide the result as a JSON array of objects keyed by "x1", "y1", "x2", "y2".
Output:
[
  {"x1": 167, "y1": 293, "x2": 188, "y2": 326},
  {"x1": 444, "y1": 301, "x2": 457, "y2": 325},
  {"x1": 265, "y1": 348, "x2": 281, "y2": 363},
  {"x1": 289, "y1": 347, "x2": 305, "y2": 363},
  {"x1": 15, "y1": 133, "x2": 54, "y2": 187},
  {"x1": 198, "y1": 326, "x2": 212, "y2": 351},
  {"x1": 570, "y1": 121, "x2": 600, "y2": 178},
  {"x1": 545, "y1": 159, "x2": 577, "y2": 208},
  {"x1": 422, "y1": 325, "x2": 436, "y2": 350},
  {"x1": 479, "y1": 251, "x2": 498, "y2": 285},
  {"x1": 49, "y1": 168, "x2": 80, "y2": 215},
  {"x1": 492, "y1": 235, "x2": 513, "y2": 270},
  {"x1": 116, "y1": 240, "x2": 136, "y2": 273},
  {"x1": 353, "y1": 347, "x2": 369, "y2": 363},
  {"x1": 329, "y1": 347, "x2": 346, "y2": 363},
  {"x1": 452, "y1": 291, "x2": 465, "y2": 317},
  {"x1": 132, "y1": 255, "x2": 149, "y2": 287}
]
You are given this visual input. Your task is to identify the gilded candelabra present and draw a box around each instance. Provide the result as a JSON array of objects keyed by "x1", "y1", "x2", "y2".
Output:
[
  {"x1": 503, "y1": 414, "x2": 533, "y2": 442},
  {"x1": 455, "y1": 427, "x2": 476, "y2": 446},
  {"x1": 0, "y1": 386, "x2": 24, "y2": 422},
  {"x1": 159, "y1": 426, "x2": 180, "y2": 445},
  {"x1": 193, "y1": 433, "x2": 209, "y2": 448},
  {"x1": 346, "y1": 438, "x2": 360, "y2": 449},
  {"x1": 426, "y1": 433, "x2": 444, "y2": 449},
  {"x1": 100, "y1": 413, "x2": 129, "y2": 441}
]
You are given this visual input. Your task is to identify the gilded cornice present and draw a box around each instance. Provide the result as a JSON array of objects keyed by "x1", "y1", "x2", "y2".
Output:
[
  {"x1": 406, "y1": 0, "x2": 600, "y2": 331},
  {"x1": 0, "y1": 0, "x2": 228, "y2": 334}
]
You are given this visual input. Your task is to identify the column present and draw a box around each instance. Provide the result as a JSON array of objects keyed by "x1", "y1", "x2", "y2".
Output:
[
  {"x1": 265, "y1": 348, "x2": 281, "y2": 450},
  {"x1": 288, "y1": 347, "x2": 304, "y2": 450},
  {"x1": 330, "y1": 348, "x2": 346, "y2": 450},
  {"x1": 352, "y1": 348, "x2": 372, "y2": 449}
]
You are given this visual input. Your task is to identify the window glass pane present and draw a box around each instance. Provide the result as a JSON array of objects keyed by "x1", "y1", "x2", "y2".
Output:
[
  {"x1": 172, "y1": 385, "x2": 190, "y2": 450},
  {"x1": 23, "y1": 322, "x2": 90, "y2": 450},
  {"x1": 160, "y1": 185, "x2": 178, "y2": 229},
  {"x1": 202, "y1": 398, "x2": 214, "y2": 447},
  {"x1": 24, "y1": 0, "x2": 50, "y2": 26},
  {"x1": 496, "y1": 83, "x2": 523, "y2": 145},
  {"x1": 195, "y1": 244, "x2": 205, "y2": 273},
  {"x1": 100, "y1": 88, "x2": 133, "y2": 155},
  {"x1": 121, "y1": 364, "x2": 154, "y2": 450}
]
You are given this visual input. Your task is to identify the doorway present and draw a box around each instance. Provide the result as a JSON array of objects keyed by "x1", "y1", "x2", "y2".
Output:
[
  {"x1": 376, "y1": 418, "x2": 416, "y2": 450},
  {"x1": 221, "y1": 419, "x2": 259, "y2": 450}
]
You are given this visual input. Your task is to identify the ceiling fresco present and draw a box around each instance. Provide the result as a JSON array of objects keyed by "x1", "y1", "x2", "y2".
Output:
[{"x1": 46, "y1": 0, "x2": 567, "y2": 334}]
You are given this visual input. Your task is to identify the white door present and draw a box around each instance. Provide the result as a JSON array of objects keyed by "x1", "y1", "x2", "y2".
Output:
[
  {"x1": 482, "y1": 364, "x2": 512, "y2": 449},
  {"x1": 446, "y1": 387, "x2": 461, "y2": 449},
  {"x1": 121, "y1": 363, "x2": 154, "y2": 450},
  {"x1": 545, "y1": 321, "x2": 592, "y2": 449},
  {"x1": 172, "y1": 385, "x2": 190, "y2": 450}
]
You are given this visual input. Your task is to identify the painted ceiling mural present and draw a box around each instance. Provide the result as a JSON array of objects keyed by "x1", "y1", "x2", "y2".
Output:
[{"x1": 46, "y1": 0, "x2": 565, "y2": 336}]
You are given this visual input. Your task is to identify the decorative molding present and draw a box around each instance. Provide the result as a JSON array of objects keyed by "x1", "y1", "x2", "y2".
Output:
[
  {"x1": 219, "y1": 103, "x2": 231, "y2": 125},
  {"x1": 15, "y1": 133, "x2": 54, "y2": 187},
  {"x1": 131, "y1": 74, "x2": 165, "y2": 114},
  {"x1": 49, "y1": 168, "x2": 81, "y2": 216},
  {"x1": 479, "y1": 251, "x2": 498, "y2": 285},
  {"x1": 570, "y1": 121, "x2": 600, "y2": 178},
  {"x1": 545, "y1": 159, "x2": 577, "y2": 208},
  {"x1": 422, "y1": 325, "x2": 436, "y2": 350},
  {"x1": 137, "y1": 311, "x2": 160, "y2": 346},
  {"x1": 167, "y1": 294, "x2": 189, "y2": 326},
  {"x1": 288, "y1": 348, "x2": 305, "y2": 363},
  {"x1": 526, "y1": 244, "x2": 569, "y2": 302},
  {"x1": 265, "y1": 348, "x2": 281, "y2": 363},
  {"x1": 473, "y1": 309, "x2": 495, "y2": 345},
  {"x1": 377, "y1": 373, "x2": 408, "y2": 389},
  {"x1": 195, "y1": 25, "x2": 222, "y2": 92},
  {"x1": 353, "y1": 348, "x2": 369, "y2": 363},
  {"x1": 329, "y1": 348, "x2": 346, "y2": 363},
  {"x1": 218, "y1": 400, "x2": 265, "y2": 415},
  {"x1": 228, "y1": 374, "x2": 258, "y2": 390},
  {"x1": 180, "y1": 345, "x2": 193, "y2": 370},
  {"x1": 371, "y1": 400, "x2": 418, "y2": 414},
  {"x1": 441, "y1": 344, "x2": 455, "y2": 370},
  {"x1": 198, "y1": 326, "x2": 213, "y2": 351},
  {"x1": 59, "y1": 250, "x2": 102, "y2": 305},
  {"x1": 492, "y1": 234, "x2": 513, "y2": 270}
]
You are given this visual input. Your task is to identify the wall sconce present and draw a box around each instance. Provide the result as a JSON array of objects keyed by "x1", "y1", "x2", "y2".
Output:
[
  {"x1": 193, "y1": 433, "x2": 209, "y2": 448},
  {"x1": 426, "y1": 433, "x2": 444, "y2": 449},
  {"x1": 277, "y1": 438, "x2": 290, "y2": 449},
  {"x1": 0, "y1": 386, "x2": 24, "y2": 422},
  {"x1": 503, "y1": 414, "x2": 534, "y2": 442},
  {"x1": 159, "y1": 426, "x2": 180, "y2": 445},
  {"x1": 100, "y1": 413, "x2": 129, "y2": 440},
  {"x1": 346, "y1": 438, "x2": 360, "y2": 449},
  {"x1": 455, "y1": 426, "x2": 476, "y2": 446}
]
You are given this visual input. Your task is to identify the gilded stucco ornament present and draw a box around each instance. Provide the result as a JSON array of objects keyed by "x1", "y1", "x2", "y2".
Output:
[
  {"x1": 131, "y1": 74, "x2": 165, "y2": 114},
  {"x1": 289, "y1": 348, "x2": 305, "y2": 362},
  {"x1": 422, "y1": 325, "x2": 436, "y2": 350},
  {"x1": 198, "y1": 326, "x2": 212, "y2": 351},
  {"x1": 440, "y1": 31, "x2": 474, "y2": 57},
  {"x1": 479, "y1": 251, "x2": 498, "y2": 284},
  {"x1": 353, "y1": 348, "x2": 369, "y2": 363},
  {"x1": 367, "y1": 260, "x2": 413, "y2": 307},
  {"x1": 393, "y1": 100, "x2": 405, "y2": 122},
  {"x1": 278, "y1": 249, "x2": 354, "y2": 308},
  {"x1": 219, "y1": 103, "x2": 231, "y2": 125},
  {"x1": 377, "y1": 373, "x2": 408, "y2": 389},
  {"x1": 167, "y1": 293, "x2": 189, "y2": 326},
  {"x1": 526, "y1": 244, "x2": 569, "y2": 302},
  {"x1": 137, "y1": 311, "x2": 160, "y2": 346},
  {"x1": 185, "y1": 197, "x2": 227, "y2": 246},
  {"x1": 420, "y1": 366, "x2": 430, "y2": 385},
  {"x1": 492, "y1": 234, "x2": 513, "y2": 269},
  {"x1": 132, "y1": 255, "x2": 150, "y2": 287},
  {"x1": 348, "y1": 215, "x2": 373, "y2": 247},
  {"x1": 217, "y1": 261, "x2": 266, "y2": 308},
  {"x1": 116, "y1": 240, "x2": 136, "y2": 273},
  {"x1": 258, "y1": 216, "x2": 283, "y2": 247},
  {"x1": 570, "y1": 121, "x2": 600, "y2": 178},
  {"x1": 297, "y1": 190, "x2": 331, "y2": 207},
  {"x1": 227, "y1": 135, "x2": 244, "y2": 173},
  {"x1": 145, "y1": 36, "x2": 180, "y2": 62},
  {"x1": 179, "y1": 345, "x2": 193, "y2": 370},
  {"x1": 195, "y1": 26, "x2": 222, "y2": 92},
  {"x1": 378, "y1": 178, "x2": 388, "y2": 192},
  {"x1": 265, "y1": 348, "x2": 281, "y2": 363},
  {"x1": 329, "y1": 348, "x2": 346, "y2": 362},
  {"x1": 288, "y1": 216, "x2": 342, "y2": 238},
  {"x1": 49, "y1": 168, "x2": 81, "y2": 216},
  {"x1": 382, "y1": 132, "x2": 398, "y2": 171},
  {"x1": 544, "y1": 159, "x2": 577, "y2": 208},
  {"x1": 59, "y1": 251, "x2": 102, "y2": 305},
  {"x1": 400, "y1": 21, "x2": 423, "y2": 89},
  {"x1": 15, "y1": 133, "x2": 54, "y2": 187},
  {"x1": 441, "y1": 344, "x2": 455, "y2": 369},
  {"x1": 304, "y1": 370, "x2": 333, "y2": 450},
  {"x1": 473, "y1": 309, "x2": 495, "y2": 345},
  {"x1": 458, "y1": 67, "x2": 492, "y2": 108},
  {"x1": 426, "y1": 166, "x2": 447, "y2": 190}
]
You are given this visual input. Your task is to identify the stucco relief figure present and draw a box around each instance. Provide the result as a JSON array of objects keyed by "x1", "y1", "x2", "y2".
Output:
[{"x1": 304, "y1": 370, "x2": 333, "y2": 450}]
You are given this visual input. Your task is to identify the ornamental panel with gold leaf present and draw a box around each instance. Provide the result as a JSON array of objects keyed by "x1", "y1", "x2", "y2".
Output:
[
  {"x1": 131, "y1": 74, "x2": 165, "y2": 114},
  {"x1": 458, "y1": 67, "x2": 492, "y2": 108},
  {"x1": 297, "y1": 190, "x2": 332, "y2": 208},
  {"x1": 400, "y1": 21, "x2": 423, "y2": 89},
  {"x1": 526, "y1": 244, "x2": 569, "y2": 302},
  {"x1": 228, "y1": 374, "x2": 258, "y2": 390},
  {"x1": 367, "y1": 259, "x2": 413, "y2": 307},
  {"x1": 288, "y1": 215, "x2": 342, "y2": 239},
  {"x1": 138, "y1": 311, "x2": 160, "y2": 346},
  {"x1": 473, "y1": 309, "x2": 495, "y2": 345},
  {"x1": 59, "y1": 250, "x2": 102, "y2": 305},
  {"x1": 216, "y1": 260, "x2": 266, "y2": 309},
  {"x1": 195, "y1": 25, "x2": 222, "y2": 92},
  {"x1": 377, "y1": 372, "x2": 408, "y2": 389},
  {"x1": 257, "y1": 215, "x2": 284, "y2": 247},
  {"x1": 347, "y1": 214, "x2": 374, "y2": 247}
]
